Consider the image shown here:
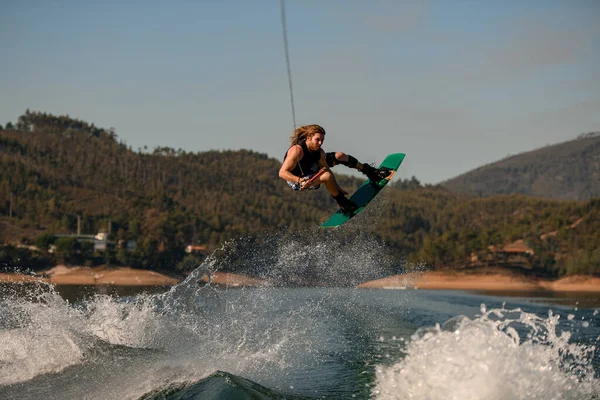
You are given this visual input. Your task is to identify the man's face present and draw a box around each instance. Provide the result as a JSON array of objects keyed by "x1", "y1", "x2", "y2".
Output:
[{"x1": 306, "y1": 133, "x2": 324, "y2": 152}]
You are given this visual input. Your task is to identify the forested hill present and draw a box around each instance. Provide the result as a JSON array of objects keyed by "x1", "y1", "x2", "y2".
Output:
[
  {"x1": 441, "y1": 133, "x2": 600, "y2": 201},
  {"x1": 1, "y1": 111, "x2": 599, "y2": 280},
  {"x1": 0, "y1": 111, "x2": 360, "y2": 244}
]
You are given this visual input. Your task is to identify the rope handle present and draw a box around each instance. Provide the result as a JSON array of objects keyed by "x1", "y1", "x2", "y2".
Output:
[{"x1": 299, "y1": 168, "x2": 327, "y2": 191}]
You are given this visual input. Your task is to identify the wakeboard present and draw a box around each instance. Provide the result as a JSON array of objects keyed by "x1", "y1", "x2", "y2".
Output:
[{"x1": 320, "y1": 153, "x2": 405, "y2": 228}]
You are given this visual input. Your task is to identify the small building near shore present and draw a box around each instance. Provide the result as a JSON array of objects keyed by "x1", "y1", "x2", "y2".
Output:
[
  {"x1": 186, "y1": 245, "x2": 208, "y2": 255},
  {"x1": 53, "y1": 232, "x2": 117, "y2": 252},
  {"x1": 488, "y1": 239, "x2": 535, "y2": 269}
]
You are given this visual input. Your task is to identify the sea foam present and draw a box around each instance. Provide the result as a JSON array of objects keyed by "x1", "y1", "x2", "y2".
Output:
[
  {"x1": 373, "y1": 305, "x2": 600, "y2": 400},
  {"x1": 0, "y1": 286, "x2": 87, "y2": 385}
]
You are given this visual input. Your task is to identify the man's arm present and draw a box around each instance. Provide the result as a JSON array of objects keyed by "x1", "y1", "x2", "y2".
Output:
[{"x1": 279, "y1": 145, "x2": 303, "y2": 183}]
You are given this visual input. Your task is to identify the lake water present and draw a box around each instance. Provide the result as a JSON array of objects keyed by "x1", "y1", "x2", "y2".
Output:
[{"x1": 1, "y1": 277, "x2": 599, "y2": 399}]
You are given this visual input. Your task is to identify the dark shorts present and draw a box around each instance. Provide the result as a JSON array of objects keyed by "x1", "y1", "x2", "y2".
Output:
[{"x1": 287, "y1": 171, "x2": 321, "y2": 191}]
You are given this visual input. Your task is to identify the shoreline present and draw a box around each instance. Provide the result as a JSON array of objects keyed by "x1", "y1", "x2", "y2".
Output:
[
  {"x1": 0, "y1": 265, "x2": 179, "y2": 286},
  {"x1": 356, "y1": 271, "x2": 600, "y2": 292},
  {"x1": 1, "y1": 267, "x2": 600, "y2": 292},
  {"x1": 0, "y1": 266, "x2": 266, "y2": 288}
]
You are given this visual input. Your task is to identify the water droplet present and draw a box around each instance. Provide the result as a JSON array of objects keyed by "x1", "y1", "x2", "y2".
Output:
[
  {"x1": 582, "y1": 321, "x2": 590, "y2": 328},
  {"x1": 568, "y1": 314, "x2": 575, "y2": 321},
  {"x1": 593, "y1": 310, "x2": 598, "y2": 316}
]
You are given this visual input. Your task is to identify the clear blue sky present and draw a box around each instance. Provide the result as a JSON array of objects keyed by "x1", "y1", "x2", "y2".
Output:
[{"x1": 1, "y1": 0, "x2": 599, "y2": 183}]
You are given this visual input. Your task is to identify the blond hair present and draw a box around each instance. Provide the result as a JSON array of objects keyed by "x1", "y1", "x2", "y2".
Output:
[{"x1": 289, "y1": 124, "x2": 326, "y2": 146}]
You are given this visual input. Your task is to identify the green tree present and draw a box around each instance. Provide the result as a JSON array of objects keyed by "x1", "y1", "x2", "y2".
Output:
[
  {"x1": 54, "y1": 237, "x2": 79, "y2": 265},
  {"x1": 176, "y1": 254, "x2": 203, "y2": 273},
  {"x1": 35, "y1": 233, "x2": 56, "y2": 251}
]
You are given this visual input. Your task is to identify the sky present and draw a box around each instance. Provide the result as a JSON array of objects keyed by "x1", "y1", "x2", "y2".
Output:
[{"x1": 1, "y1": 0, "x2": 599, "y2": 184}]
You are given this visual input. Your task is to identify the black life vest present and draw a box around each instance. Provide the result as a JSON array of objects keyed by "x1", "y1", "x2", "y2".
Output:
[{"x1": 284, "y1": 140, "x2": 322, "y2": 177}]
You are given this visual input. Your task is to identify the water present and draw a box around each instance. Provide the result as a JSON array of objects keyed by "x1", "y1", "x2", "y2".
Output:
[
  {"x1": 1, "y1": 282, "x2": 599, "y2": 399},
  {"x1": 1, "y1": 231, "x2": 599, "y2": 399}
]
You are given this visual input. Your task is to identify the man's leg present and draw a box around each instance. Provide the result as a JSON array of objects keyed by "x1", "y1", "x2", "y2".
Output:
[
  {"x1": 311, "y1": 170, "x2": 343, "y2": 196},
  {"x1": 328, "y1": 151, "x2": 391, "y2": 184},
  {"x1": 312, "y1": 170, "x2": 358, "y2": 213},
  {"x1": 327, "y1": 152, "x2": 363, "y2": 170}
]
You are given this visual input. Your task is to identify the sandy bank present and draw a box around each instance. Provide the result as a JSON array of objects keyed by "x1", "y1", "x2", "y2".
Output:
[
  {"x1": 44, "y1": 265, "x2": 180, "y2": 286},
  {"x1": 0, "y1": 266, "x2": 178, "y2": 286},
  {"x1": 0, "y1": 266, "x2": 264, "y2": 288},
  {"x1": 2, "y1": 267, "x2": 599, "y2": 292},
  {"x1": 198, "y1": 271, "x2": 264, "y2": 287},
  {"x1": 357, "y1": 272, "x2": 600, "y2": 292},
  {"x1": 541, "y1": 275, "x2": 600, "y2": 292},
  {"x1": 0, "y1": 273, "x2": 48, "y2": 284}
]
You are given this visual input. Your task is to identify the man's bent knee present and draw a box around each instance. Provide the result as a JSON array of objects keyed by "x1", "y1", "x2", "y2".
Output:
[{"x1": 320, "y1": 171, "x2": 333, "y2": 182}]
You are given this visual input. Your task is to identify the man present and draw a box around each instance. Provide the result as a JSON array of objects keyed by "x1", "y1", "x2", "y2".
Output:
[{"x1": 279, "y1": 124, "x2": 392, "y2": 214}]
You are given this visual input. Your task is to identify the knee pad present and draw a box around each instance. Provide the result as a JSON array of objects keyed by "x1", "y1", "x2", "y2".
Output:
[
  {"x1": 342, "y1": 155, "x2": 358, "y2": 169},
  {"x1": 325, "y1": 152, "x2": 337, "y2": 167}
]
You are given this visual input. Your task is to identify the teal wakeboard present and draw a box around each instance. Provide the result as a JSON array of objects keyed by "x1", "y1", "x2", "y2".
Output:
[{"x1": 320, "y1": 153, "x2": 405, "y2": 228}]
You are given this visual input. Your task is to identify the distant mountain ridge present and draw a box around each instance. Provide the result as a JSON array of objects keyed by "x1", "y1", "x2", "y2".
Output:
[{"x1": 441, "y1": 133, "x2": 600, "y2": 201}]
